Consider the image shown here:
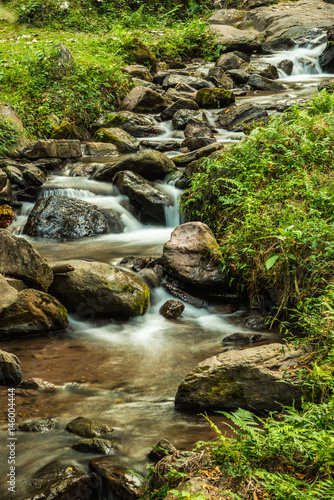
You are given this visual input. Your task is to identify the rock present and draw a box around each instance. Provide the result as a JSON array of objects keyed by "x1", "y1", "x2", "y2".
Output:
[
  {"x1": 0, "y1": 229, "x2": 53, "y2": 291},
  {"x1": 127, "y1": 38, "x2": 157, "y2": 73},
  {"x1": 211, "y1": 25, "x2": 262, "y2": 53},
  {"x1": 278, "y1": 59, "x2": 293, "y2": 76},
  {"x1": 89, "y1": 459, "x2": 142, "y2": 500},
  {"x1": 132, "y1": 77, "x2": 157, "y2": 90},
  {"x1": 33, "y1": 157, "x2": 63, "y2": 171},
  {"x1": 208, "y1": 67, "x2": 234, "y2": 89},
  {"x1": 0, "y1": 289, "x2": 68, "y2": 338},
  {"x1": 160, "y1": 98, "x2": 199, "y2": 121},
  {"x1": 94, "y1": 149, "x2": 176, "y2": 182},
  {"x1": 215, "y1": 103, "x2": 268, "y2": 130},
  {"x1": 0, "y1": 102, "x2": 29, "y2": 155},
  {"x1": 242, "y1": 61, "x2": 278, "y2": 80},
  {"x1": 162, "y1": 222, "x2": 225, "y2": 288},
  {"x1": 172, "y1": 142, "x2": 223, "y2": 167},
  {"x1": 4, "y1": 276, "x2": 28, "y2": 292},
  {"x1": 21, "y1": 139, "x2": 81, "y2": 159},
  {"x1": 94, "y1": 127, "x2": 139, "y2": 154},
  {"x1": 148, "y1": 439, "x2": 178, "y2": 462},
  {"x1": 182, "y1": 137, "x2": 216, "y2": 151},
  {"x1": 163, "y1": 476, "x2": 223, "y2": 500},
  {"x1": 83, "y1": 142, "x2": 118, "y2": 156},
  {"x1": 124, "y1": 64, "x2": 153, "y2": 82},
  {"x1": 50, "y1": 121, "x2": 89, "y2": 140},
  {"x1": 0, "y1": 204, "x2": 15, "y2": 228},
  {"x1": 226, "y1": 68, "x2": 250, "y2": 84},
  {"x1": 238, "y1": 310, "x2": 267, "y2": 330},
  {"x1": 18, "y1": 417, "x2": 58, "y2": 432},
  {"x1": 184, "y1": 119, "x2": 215, "y2": 139},
  {"x1": 23, "y1": 196, "x2": 123, "y2": 239},
  {"x1": 159, "y1": 300, "x2": 185, "y2": 320},
  {"x1": 248, "y1": 74, "x2": 286, "y2": 91},
  {"x1": 51, "y1": 263, "x2": 75, "y2": 274},
  {"x1": 162, "y1": 73, "x2": 215, "y2": 90},
  {"x1": 162, "y1": 283, "x2": 204, "y2": 308},
  {"x1": 215, "y1": 52, "x2": 246, "y2": 71},
  {"x1": 318, "y1": 79, "x2": 334, "y2": 93},
  {"x1": 121, "y1": 87, "x2": 168, "y2": 114},
  {"x1": 0, "y1": 274, "x2": 18, "y2": 314},
  {"x1": 66, "y1": 416, "x2": 113, "y2": 438},
  {"x1": 20, "y1": 378, "x2": 57, "y2": 391},
  {"x1": 73, "y1": 438, "x2": 115, "y2": 455},
  {"x1": 319, "y1": 26, "x2": 334, "y2": 73},
  {"x1": 222, "y1": 332, "x2": 262, "y2": 343},
  {"x1": 102, "y1": 111, "x2": 164, "y2": 137},
  {"x1": 195, "y1": 88, "x2": 235, "y2": 109},
  {"x1": 208, "y1": 8, "x2": 245, "y2": 26},
  {"x1": 114, "y1": 170, "x2": 169, "y2": 224},
  {"x1": 172, "y1": 109, "x2": 203, "y2": 130},
  {"x1": 28, "y1": 461, "x2": 100, "y2": 500},
  {"x1": 4, "y1": 165, "x2": 26, "y2": 188},
  {"x1": 140, "y1": 140, "x2": 181, "y2": 153},
  {"x1": 49, "y1": 260, "x2": 150, "y2": 318},
  {"x1": 0, "y1": 349, "x2": 22, "y2": 386},
  {"x1": 175, "y1": 343, "x2": 306, "y2": 412},
  {"x1": 20, "y1": 163, "x2": 47, "y2": 187}
]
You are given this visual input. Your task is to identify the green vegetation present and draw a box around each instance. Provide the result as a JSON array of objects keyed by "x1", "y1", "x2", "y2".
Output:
[
  {"x1": 0, "y1": 115, "x2": 21, "y2": 156},
  {"x1": 0, "y1": 0, "x2": 217, "y2": 137}
]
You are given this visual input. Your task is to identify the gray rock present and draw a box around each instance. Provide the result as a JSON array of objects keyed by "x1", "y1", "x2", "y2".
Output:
[
  {"x1": 73, "y1": 438, "x2": 115, "y2": 455},
  {"x1": 102, "y1": 111, "x2": 164, "y2": 137},
  {"x1": 0, "y1": 229, "x2": 53, "y2": 291},
  {"x1": 0, "y1": 274, "x2": 18, "y2": 314},
  {"x1": 242, "y1": 61, "x2": 279, "y2": 80},
  {"x1": 124, "y1": 64, "x2": 153, "y2": 82},
  {"x1": 215, "y1": 103, "x2": 268, "y2": 130},
  {"x1": 131, "y1": 77, "x2": 157, "y2": 90},
  {"x1": 160, "y1": 98, "x2": 199, "y2": 121},
  {"x1": 215, "y1": 52, "x2": 246, "y2": 71},
  {"x1": 114, "y1": 170, "x2": 169, "y2": 224},
  {"x1": 162, "y1": 283, "x2": 204, "y2": 308},
  {"x1": 49, "y1": 260, "x2": 150, "y2": 318},
  {"x1": 148, "y1": 439, "x2": 178, "y2": 461},
  {"x1": 18, "y1": 417, "x2": 59, "y2": 432},
  {"x1": 94, "y1": 127, "x2": 139, "y2": 154},
  {"x1": 319, "y1": 26, "x2": 334, "y2": 73},
  {"x1": 226, "y1": 68, "x2": 250, "y2": 84},
  {"x1": 208, "y1": 67, "x2": 234, "y2": 89},
  {"x1": 4, "y1": 277, "x2": 28, "y2": 292},
  {"x1": 162, "y1": 222, "x2": 225, "y2": 288},
  {"x1": 248, "y1": 74, "x2": 286, "y2": 91},
  {"x1": 211, "y1": 25, "x2": 262, "y2": 53},
  {"x1": 175, "y1": 343, "x2": 306, "y2": 412},
  {"x1": 20, "y1": 163, "x2": 47, "y2": 187},
  {"x1": 89, "y1": 459, "x2": 142, "y2": 500},
  {"x1": 184, "y1": 119, "x2": 215, "y2": 139},
  {"x1": 120, "y1": 87, "x2": 168, "y2": 114},
  {"x1": 162, "y1": 73, "x2": 214, "y2": 90},
  {"x1": 4, "y1": 165, "x2": 27, "y2": 188},
  {"x1": 21, "y1": 139, "x2": 82, "y2": 159},
  {"x1": 182, "y1": 137, "x2": 216, "y2": 151},
  {"x1": 222, "y1": 332, "x2": 262, "y2": 343},
  {"x1": 66, "y1": 416, "x2": 114, "y2": 438},
  {"x1": 84, "y1": 142, "x2": 118, "y2": 156},
  {"x1": 172, "y1": 142, "x2": 223, "y2": 167},
  {"x1": 20, "y1": 378, "x2": 57, "y2": 391},
  {"x1": 159, "y1": 300, "x2": 185, "y2": 320},
  {"x1": 0, "y1": 349, "x2": 22, "y2": 386},
  {"x1": 172, "y1": 109, "x2": 203, "y2": 130},
  {"x1": 278, "y1": 59, "x2": 293, "y2": 76}
]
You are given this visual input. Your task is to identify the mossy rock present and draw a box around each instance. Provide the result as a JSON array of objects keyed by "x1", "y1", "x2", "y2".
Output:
[
  {"x1": 127, "y1": 38, "x2": 157, "y2": 73},
  {"x1": 50, "y1": 121, "x2": 82, "y2": 140},
  {"x1": 93, "y1": 127, "x2": 139, "y2": 154},
  {"x1": 0, "y1": 204, "x2": 14, "y2": 228},
  {"x1": 195, "y1": 88, "x2": 235, "y2": 109}
]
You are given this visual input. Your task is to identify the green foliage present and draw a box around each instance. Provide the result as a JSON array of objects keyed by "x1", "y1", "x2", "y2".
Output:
[{"x1": 0, "y1": 115, "x2": 21, "y2": 156}]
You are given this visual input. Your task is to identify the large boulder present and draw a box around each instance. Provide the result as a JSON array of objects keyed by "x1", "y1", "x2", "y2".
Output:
[
  {"x1": 172, "y1": 109, "x2": 204, "y2": 130},
  {"x1": 21, "y1": 139, "x2": 82, "y2": 159},
  {"x1": 215, "y1": 103, "x2": 268, "y2": 130},
  {"x1": 94, "y1": 150, "x2": 176, "y2": 182},
  {"x1": 210, "y1": 25, "x2": 262, "y2": 53},
  {"x1": 93, "y1": 127, "x2": 139, "y2": 154},
  {"x1": 248, "y1": 74, "x2": 286, "y2": 91},
  {"x1": 23, "y1": 196, "x2": 123, "y2": 239},
  {"x1": 127, "y1": 38, "x2": 157, "y2": 73},
  {"x1": 0, "y1": 274, "x2": 18, "y2": 314},
  {"x1": 242, "y1": 61, "x2": 279, "y2": 80},
  {"x1": 83, "y1": 142, "x2": 118, "y2": 156},
  {"x1": 120, "y1": 87, "x2": 168, "y2": 114},
  {"x1": 195, "y1": 88, "x2": 235, "y2": 109},
  {"x1": 162, "y1": 222, "x2": 225, "y2": 288},
  {"x1": 215, "y1": 52, "x2": 246, "y2": 71},
  {"x1": 114, "y1": 170, "x2": 170, "y2": 225},
  {"x1": 101, "y1": 111, "x2": 164, "y2": 137},
  {"x1": 89, "y1": 459, "x2": 143, "y2": 500},
  {"x1": 0, "y1": 349, "x2": 22, "y2": 386},
  {"x1": 49, "y1": 260, "x2": 150, "y2": 318},
  {"x1": 0, "y1": 289, "x2": 69, "y2": 338},
  {"x1": 175, "y1": 343, "x2": 306, "y2": 412},
  {"x1": 0, "y1": 230, "x2": 53, "y2": 291}
]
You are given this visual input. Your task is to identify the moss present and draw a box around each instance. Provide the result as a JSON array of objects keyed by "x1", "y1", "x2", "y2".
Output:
[
  {"x1": 195, "y1": 88, "x2": 235, "y2": 109},
  {"x1": 208, "y1": 383, "x2": 244, "y2": 401},
  {"x1": 50, "y1": 121, "x2": 81, "y2": 139},
  {"x1": 0, "y1": 204, "x2": 14, "y2": 228},
  {"x1": 127, "y1": 38, "x2": 157, "y2": 73}
]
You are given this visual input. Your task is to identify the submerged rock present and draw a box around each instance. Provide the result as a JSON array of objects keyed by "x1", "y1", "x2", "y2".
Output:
[
  {"x1": 162, "y1": 222, "x2": 225, "y2": 288},
  {"x1": 175, "y1": 343, "x2": 305, "y2": 412},
  {"x1": 66, "y1": 416, "x2": 113, "y2": 438},
  {"x1": 159, "y1": 300, "x2": 185, "y2": 320},
  {"x1": 49, "y1": 260, "x2": 150, "y2": 318},
  {"x1": 0, "y1": 349, "x2": 22, "y2": 386},
  {"x1": 222, "y1": 332, "x2": 262, "y2": 343},
  {"x1": 72, "y1": 438, "x2": 115, "y2": 455},
  {"x1": 18, "y1": 417, "x2": 59, "y2": 433},
  {"x1": 162, "y1": 283, "x2": 204, "y2": 308},
  {"x1": 89, "y1": 459, "x2": 143, "y2": 500}
]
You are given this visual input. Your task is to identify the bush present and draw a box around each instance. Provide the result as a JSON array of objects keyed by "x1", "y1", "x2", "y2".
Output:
[{"x1": 0, "y1": 115, "x2": 21, "y2": 156}]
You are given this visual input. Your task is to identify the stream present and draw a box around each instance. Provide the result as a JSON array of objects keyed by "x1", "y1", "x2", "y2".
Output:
[{"x1": 0, "y1": 38, "x2": 333, "y2": 499}]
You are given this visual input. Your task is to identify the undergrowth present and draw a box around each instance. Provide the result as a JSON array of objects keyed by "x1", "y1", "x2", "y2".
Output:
[{"x1": 0, "y1": 115, "x2": 21, "y2": 156}]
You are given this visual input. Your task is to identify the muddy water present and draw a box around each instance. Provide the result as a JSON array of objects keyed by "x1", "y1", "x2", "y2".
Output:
[{"x1": 0, "y1": 41, "x2": 333, "y2": 499}]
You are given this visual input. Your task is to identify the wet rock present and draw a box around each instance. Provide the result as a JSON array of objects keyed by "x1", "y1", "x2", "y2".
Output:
[
  {"x1": 114, "y1": 170, "x2": 169, "y2": 224},
  {"x1": 0, "y1": 229, "x2": 53, "y2": 291},
  {"x1": 182, "y1": 137, "x2": 216, "y2": 151},
  {"x1": 124, "y1": 64, "x2": 153, "y2": 82},
  {"x1": 248, "y1": 74, "x2": 286, "y2": 91},
  {"x1": 162, "y1": 222, "x2": 225, "y2": 288},
  {"x1": 71, "y1": 162, "x2": 100, "y2": 177},
  {"x1": 21, "y1": 139, "x2": 82, "y2": 159},
  {"x1": 0, "y1": 178, "x2": 12, "y2": 205},
  {"x1": 73, "y1": 438, "x2": 115, "y2": 455},
  {"x1": 318, "y1": 79, "x2": 334, "y2": 93},
  {"x1": 242, "y1": 61, "x2": 278, "y2": 80},
  {"x1": 184, "y1": 119, "x2": 215, "y2": 139},
  {"x1": 175, "y1": 343, "x2": 306, "y2": 412},
  {"x1": 208, "y1": 67, "x2": 234, "y2": 89},
  {"x1": 28, "y1": 461, "x2": 100, "y2": 500},
  {"x1": 172, "y1": 109, "x2": 203, "y2": 130},
  {"x1": 4, "y1": 165, "x2": 27, "y2": 188},
  {"x1": 160, "y1": 98, "x2": 199, "y2": 121},
  {"x1": 215, "y1": 103, "x2": 268, "y2": 131},
  {"x1": 159, "y1": 300, "x2": 185, "y2": 320},
  {"x1": 0, "y1": 274, "x2": 19, "y2": 314},
  {"x1": 94, "y1": 149, "x2": 176, "y2": 182},
  {"x1": 138, "y1": 268, "x2": 161, "y2": 288},
  {"x1": 20, "y1": 163, "x2": 47, "y2": 187},
  {"x1": 226, "y1": 68, "x2": 250, "y2": 84},
  {"x1": 148, "y1": 439, "x2": 177, "y2": 462},
  {"x1": 84, "y1": 142, "x2": 118, "y2": 156},
  {"x1": 195, "y1": 88, "x2": 235, "y2": 109},
  {"x1": 33, "y1": 157, "x2": 63, "y2": 171},
  {"x1": 140, "y1": 140, "x2": 181, "y2": 153},
  {"x1": 0, "y1": 289, "x2": 69, "y2": 338},
  {"x1": 23, "y1": 195, "x2": 122, "y2": 239},
  {"x1": 66, "y1": 416, "x2": 114, "y2": 438},
  {"x1": 18, "y1": 417, "x2": 59, "y2": 432},
  {"x1": 49, "y1": 260, "x2": 150, "y2": 318},
  {"x1": 278, "y1": 59, "x2": 293, "y2": 76},
  {"x1": 0, "y1": 204, "x2": 15, "y2": 228},
  {"x1": 102, "y1": 111, "x2": 164, "y2": 137},
  {"x1": 163, "y1": 73, "x2": 214, "y2": 90},
  {"x1": 127, "y1": 38, "x2": 157, "y2": 73},
  {"x1": 319, "y1": 26, "x2": 334, "y2": 73},
  {"x1": 20, "y1": 378, "x2": 57, "y2": 391},
  {"x1": 0, "y1": 349, "x2": 22, "y2": 386},
  {"x1": 222, "y1": 332, "x2": 262, "y2": 343},
  {"x1": 172, "y1": 142, "x2": 223, "y2": 167},
  {"x1": 121, "y1": 87, "x2": 168, "y2": 114},
  {"x1": 238, "y1": 310, "x2": 267, "y2": 330},
  {"x1": 89, "y1": 459, "x2": 142, "y2": 500},
  {"x1": 215, "y1": 52, "x2": 246, "y2": 71},
  {"x1": 211, "y1": 25, "x2": 262, "y2": 53},
  {"x1": 94, "y1": 127, "x2": 139, "y2": 154},
  {"x1": 162, "y1": 283, "x2": 205, "y2": 308}
]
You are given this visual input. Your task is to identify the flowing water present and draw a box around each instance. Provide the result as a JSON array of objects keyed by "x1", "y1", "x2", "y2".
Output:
[{"x1": 0, "y1": 35, "x2": 333, "y2": 499}]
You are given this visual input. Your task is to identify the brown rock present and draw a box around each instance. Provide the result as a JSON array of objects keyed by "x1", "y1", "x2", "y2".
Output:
[
  {"x1": 159, "y1": 300, "x2": 185, "y2": 320},
  {"x1": 121, "y1": 87, "x2": 168, "y2": 114}
]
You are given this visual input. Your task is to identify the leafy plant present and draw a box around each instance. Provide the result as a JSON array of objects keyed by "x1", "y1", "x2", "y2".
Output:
[{"x1": 0, "y1": 115, "x2": 21, "y2": 156}]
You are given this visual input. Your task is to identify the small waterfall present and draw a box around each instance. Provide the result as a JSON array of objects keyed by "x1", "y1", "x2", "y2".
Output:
[
  {"x1": 40, "y1": 188, "x2": 97, "y2": 200},
  {"x1": 158, "y1": 177, "x2": 183, "y2": 228}
]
